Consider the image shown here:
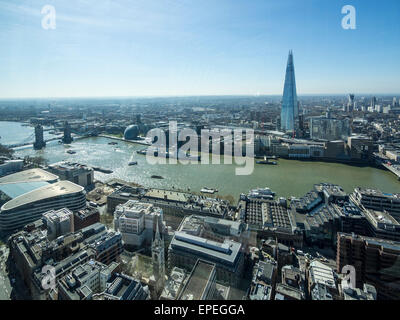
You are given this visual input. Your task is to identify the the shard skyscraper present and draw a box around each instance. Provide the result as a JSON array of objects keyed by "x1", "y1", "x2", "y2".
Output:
[{"x1": 280, "y1": 50, "x2": 298, "y2": 133}]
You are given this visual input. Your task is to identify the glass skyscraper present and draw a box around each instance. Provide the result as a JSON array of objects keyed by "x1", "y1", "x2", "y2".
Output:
[{"x1": 280, "y1": 50, "x2": 299, "y2": 132}]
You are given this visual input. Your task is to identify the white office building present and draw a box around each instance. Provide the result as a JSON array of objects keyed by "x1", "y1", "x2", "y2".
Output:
[
  {"x1": 114, "y1": 200, "x2": 163, "y2": 248},
  {"x1": 43, "y1": 208, "x2": 74, "y2": 240}
]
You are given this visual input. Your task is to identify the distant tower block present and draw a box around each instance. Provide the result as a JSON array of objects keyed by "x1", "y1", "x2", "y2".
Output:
[
  {"x1": 347, "y1": 94, "x2": 355, "y2": 112},
  {"x1": 62, "y1": 121, "x2": 73, "y2": 144},
  {"x1": 370, "y1": 96, "x2": 377, "y2": 109},
  {"x1": 280, "y1": 50, "x2": 299, "y2": 133},
  {"x1": 33, "y1": 124, "x2": 46, "y2": 150}
]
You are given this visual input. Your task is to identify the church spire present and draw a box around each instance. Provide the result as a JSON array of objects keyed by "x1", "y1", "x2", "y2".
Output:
[{"x1": 154, "y1": 218, "x2": 161, "y2": 244}]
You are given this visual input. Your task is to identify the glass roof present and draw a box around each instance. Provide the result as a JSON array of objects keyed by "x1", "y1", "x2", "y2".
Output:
[{"x1": 0, "y1": 181, "x2": 49, "y2": 199}]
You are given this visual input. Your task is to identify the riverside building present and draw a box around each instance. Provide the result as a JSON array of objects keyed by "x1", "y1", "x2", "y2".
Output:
[
  {"x1": 47, "y1": 161, "x2": 94, "y2": 188},
  {"x1": 352, "y1": 188, "x2": 400, "y2": 218},
  {"x1": 0, "y1": 169, "x2": 86, "y2": 233}
]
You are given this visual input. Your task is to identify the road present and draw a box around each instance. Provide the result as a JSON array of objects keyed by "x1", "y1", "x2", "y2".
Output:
[{"x1": 0, "y1": 246, "x2": 12, "y2": 300}]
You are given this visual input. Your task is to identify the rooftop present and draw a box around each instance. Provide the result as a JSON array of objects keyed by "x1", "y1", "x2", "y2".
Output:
[
  {"x1": 365, "y1": 209, "x2": 399, "y2": 226},
  {"x1": 338, "y1": 232, "x2": 400, "y2": 252},
  {"x1": 145, "y1": 189, "x2": 188, "y2": 202},
  {"x1": 1, "y1": 180, "x2": 84, "y2": 211},
  {"x1": 160, "y1": 267, "x2": 186, "y2": 300},
  {"x1": 249, "y1": 283, "x2": 272, "y2": 300},
  {"x1": 309, "y1": 260, "x2": 336, "y2": 289},
  {"x1": 311, "y1": 283, "x2": 333, "y2": 300},
  {"x1": 0, "y1": 168, "x2": 58, "y2": 184},
  {"x1": 355, "y1": 187, "x2": 400, "y2": 200},
  {"x1": 255, "y1": 260, "x2": 276, "y2": 284},
  {"x1": 115, "y1": 200, "x2": 162, "y2": 218},
  {"x1": 110, "y1": 186, "x2": 229, "y2": 217},
  {"x1": 293, "y1": 190, "x2": 323, "y2": 213},
  {"x1": 0, "y1": 181, "x2": 49, "y2": 199},
  {"x1": 275, "y1": 283, "x2": 303, "y2": 300},
  {"x1": 245, "y1": 199, "x2": 294, "y2": 232},
  {"x1": 48, "y1": 161, "x2": 93, "y2": 173},
  {"x1": 43, "y1": 208, "x2": 73, "y2": 223},
  {"x1": 104, "y1": 273, "x2": 149, "y2": 300},
  {"x1": 179, "y1": 260, "x2": 216, "y2": 300},
  {"x1": 171, "y1": 231, "x2": 241, "y2": 266},
  {"x1": 314, "y1": 183, "x2": 347, "y2": 198}
]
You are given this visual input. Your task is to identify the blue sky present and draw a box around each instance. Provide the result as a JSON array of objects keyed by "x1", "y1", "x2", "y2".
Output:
[{"x1": 0, "y1": 0, "x2": 399, "y2": 98}]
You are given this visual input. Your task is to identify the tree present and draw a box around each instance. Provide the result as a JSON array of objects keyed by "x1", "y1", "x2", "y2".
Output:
[
  {"x1": 0, "y1": 144, "x2": 14, "y2": 158},
  {"x1": 24, "y1": 155, "x2": 48, "y2": 167},
  {"x1": 220, "y1": 194, "x2": 236, "y2": 205}
]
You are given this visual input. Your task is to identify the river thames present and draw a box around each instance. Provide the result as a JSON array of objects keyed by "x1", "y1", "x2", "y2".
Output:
[{"x1": 1, "y1": 121, "x2": 400, "y2": 199}]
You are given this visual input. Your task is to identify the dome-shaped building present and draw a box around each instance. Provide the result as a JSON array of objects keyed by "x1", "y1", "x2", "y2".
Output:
[{"x1": 124, "y1": 125, "x2": 139, "y2": 140}]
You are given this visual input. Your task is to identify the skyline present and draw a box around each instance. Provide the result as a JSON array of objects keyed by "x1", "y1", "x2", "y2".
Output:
[
  {"x1": 0, "y1": 0, "x2": 400, "y2": 98},
  {"x1": 2, "y1": 92, "x2": 400, "y2": 102}
]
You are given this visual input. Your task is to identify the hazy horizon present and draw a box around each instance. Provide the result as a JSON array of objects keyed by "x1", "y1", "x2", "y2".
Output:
[{"x1": 1, "y1": 93, "x2": 400, "y2": 101}]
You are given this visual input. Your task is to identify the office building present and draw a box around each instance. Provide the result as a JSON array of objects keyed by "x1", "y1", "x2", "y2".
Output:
[
  {"x1": 310, "y1": 117, "x2": 351, "y2": 141},
  {"x1": 43, "y1": 208, "x2": 74, "y2": 240},
  {"x1": 337, "y1": 233, "x2": 400, "y2": 299},
  {"x1": 347, "y1": 136, "x2": 374, "y2": 161},
  {"x1": 160, "y1": 267, "x2": 187, "y2": 300},
  {"x1": 9, "y1": 219, "x2": 122, "y2": 299},
  {"x1": 0, "y1": 169, "x2": 86, "y2": 233},
  {"x1": 260, "y1": 239, "x2": 294, "y2": 270},
  {"x1": 281, "y1": 265, "x2": 305, "y2": 294},
  {"x1": 58, "y1": 260, "x2": 119, "y2": 300},
  {"x1": 82, "y1": 223, "x2": 123, "y2": 265},
  {"x1": 352, "y1": 188, "x2": 400, "y2": 218},
  {"x1": 249, "y1": 260, "x2": 277, "y2": 300},
  {"x1": 346, "y1": 94, "x2": 355, "y2": 112},
  {"x1": 361, "y1": 208, "x2": 400, "y2": 242},
  {"x1": 280, "y1": 50, "x2": 299, "y2": 133},
  {"x1": 168, "y1": 215, "x2": 244, "y2": 286},
  {"x1": 370, "y1": 96, "x2": 377, "y2": 110},
  {"x1": 240, "y1": 196, "x2": 302, "y2": 247},
  {"x1": 32, "y1": 248, "x2": 96, "y2": 300},
  {"x1": 254, "y1": 260, "x2": 277, "y2": 287},
  {"x1": 308, "y1": 260, "x2": 338, "y2": 300},
  {"x1": 178, "y1": 260, "x2": 216, "y2": 300},
  {"x1": 108, "y1": 186, "x2": 232, "y2": 230},
  {"x1": 342, "y1": 284, "x2": 377, "y2": 300},
  {"x1": 47, "y1": 162, "x2": 94, "y2": 187},
  {"x1": 290, "y1": 183, "x2": 371, "y2": 247},
  {"x1": 288, "y1": 144, "x2": 325, "y2": 159},
  {"x1": 94, "y1": 273, "x2": 150, "y2": 300},
  {"x1": 0, "y1": 168, "x2": 58, "y2": 184},
  {"x1": 74, "y1": 206, "x2": 100, "y2": 231},
  {"x1": 249, "y1": 282, "x2": 272, "y2": 300},
  {"x1": 275, "y1": 284, "x2": 304, "y2": 300},
  {"x1": 114, "y1": 200, "x2": 164, "y2": 248},
  {"x1": 9, "y1": 219, "x2": 93, "y2": 298},
  {"x1": 0, "y1": 159, "x2": 23, "y2": 177}
]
